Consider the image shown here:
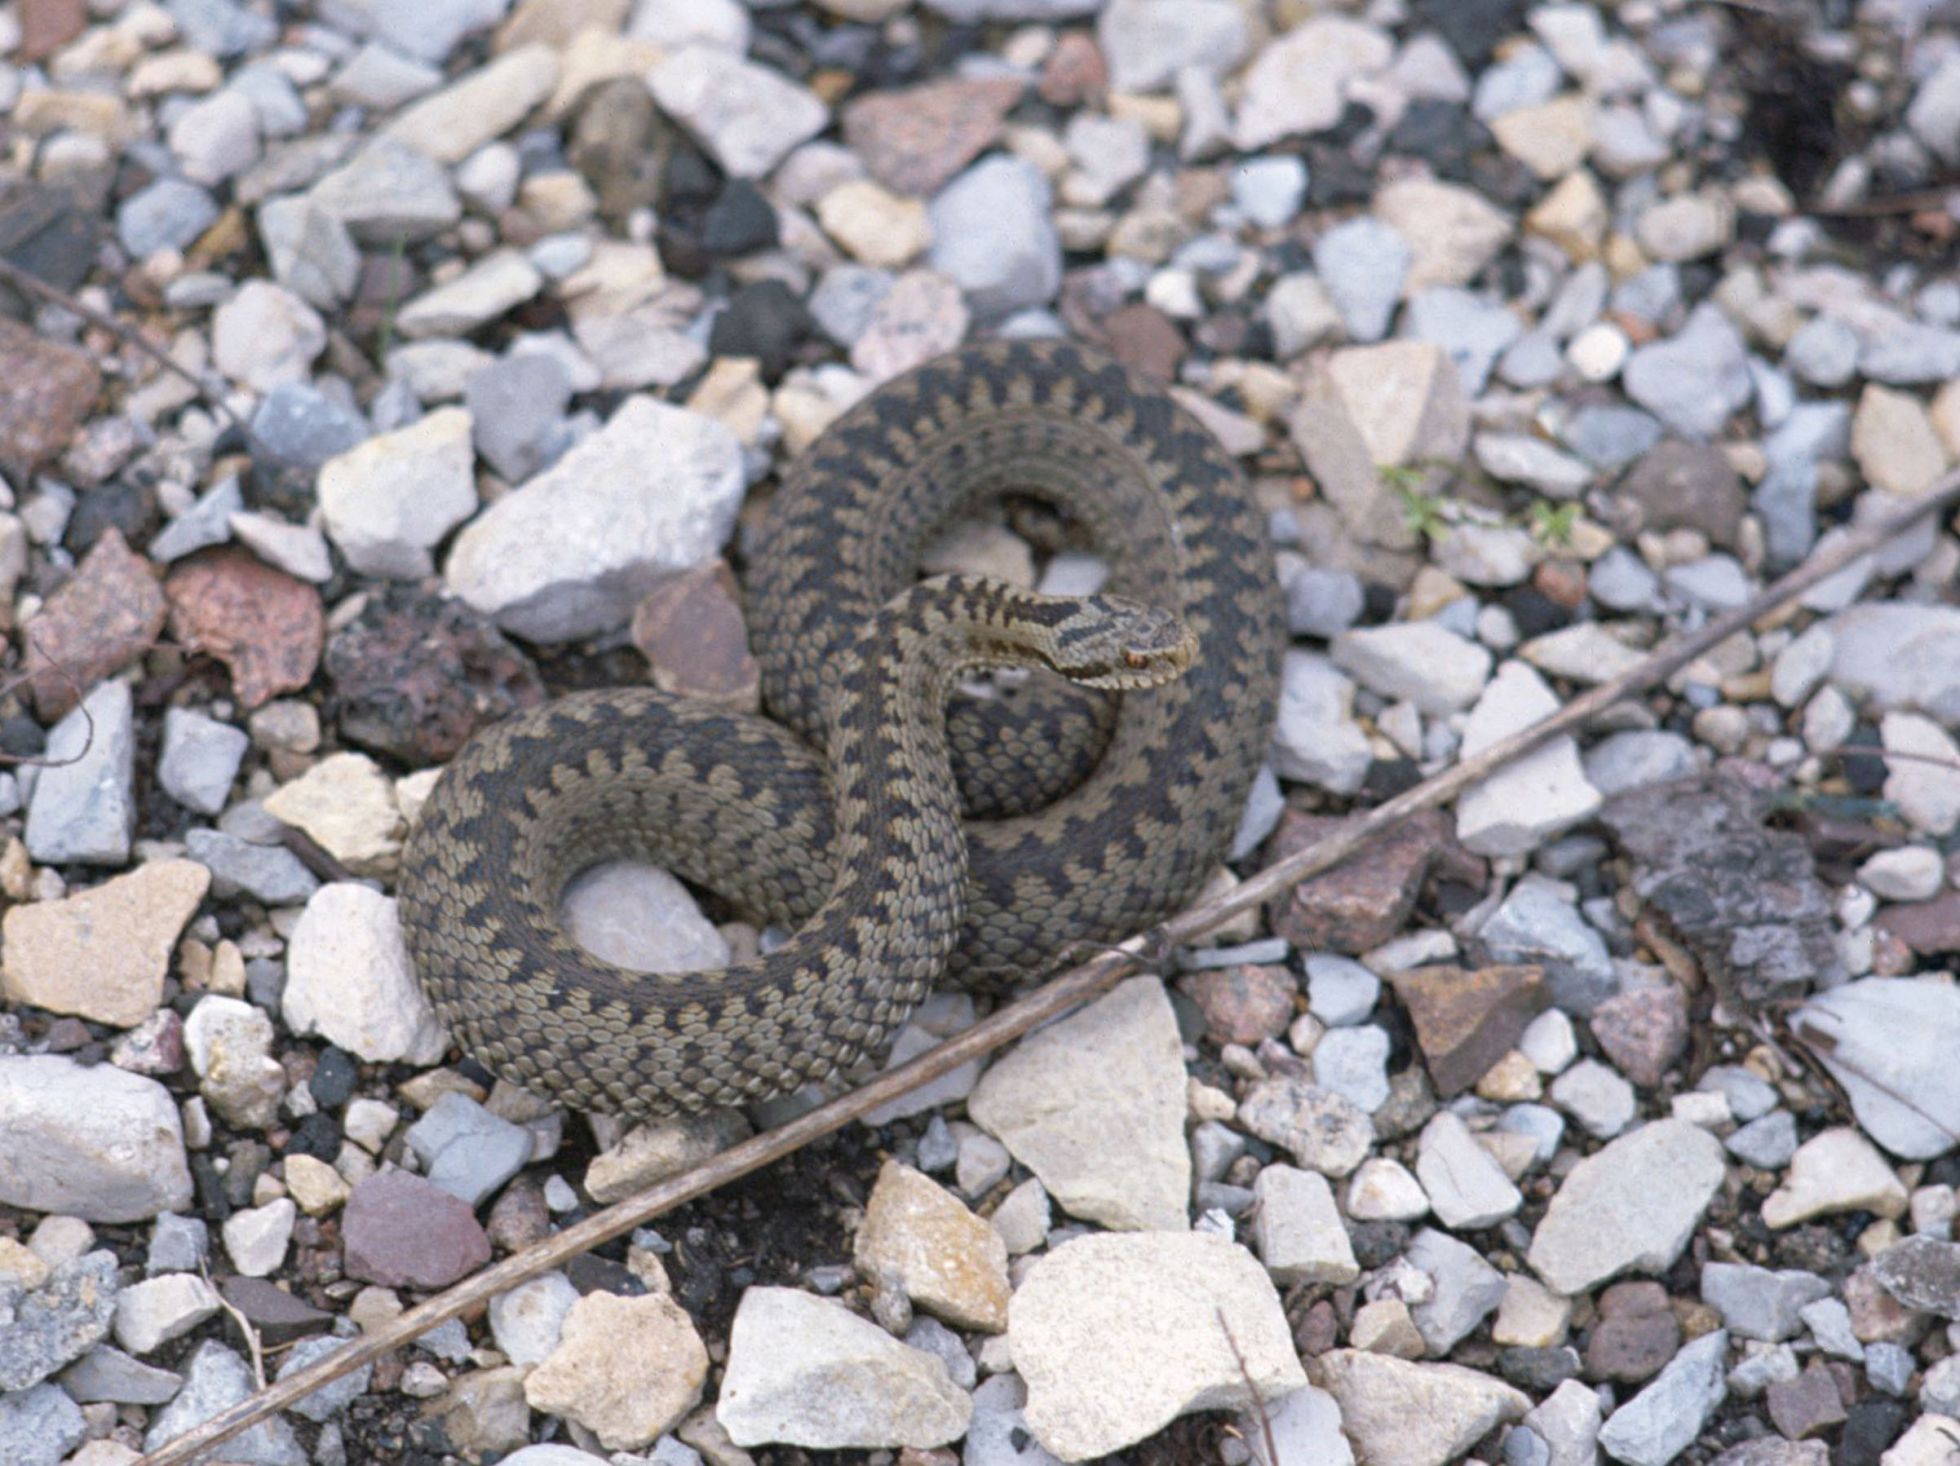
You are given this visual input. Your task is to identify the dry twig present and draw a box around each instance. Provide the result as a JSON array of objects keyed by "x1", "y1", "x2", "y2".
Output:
[{"x1": 137, "y1": 470, "x2": 1960, "y2": 1466}]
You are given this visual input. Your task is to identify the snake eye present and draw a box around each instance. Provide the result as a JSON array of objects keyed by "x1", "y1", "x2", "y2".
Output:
[{"x1": 1124, "y1": 650, "x2": 1151, "y2": 668}]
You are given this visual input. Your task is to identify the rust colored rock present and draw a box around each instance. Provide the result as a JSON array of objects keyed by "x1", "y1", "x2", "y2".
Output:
[
  {"x1": 165, "y1": 548, "x2": 323, "y2": 710},
  {"x1": 1387, "y1": 963, "x2": 1548, "y2": 1097},
  {"x1": 23, "y1": 527, "x2": 167, "y2": 720},
  {"x1": 630, "y1": 561, "x2": 759, "y2": 714},
  {"x1": 342, "y1": 1170, "x2": 490, "y2": 1290},
  {"x1": 0, "y1": 315, "x2": 99, "y2": 481},
  {"x1": 1588, "y1": 984, "x2": 1689, "y2": 1088},
  {"x1": 842, "y1": 76, "x2": 1026, "y2": 198},
  {"x1": 1038, "y1": 31, "x2": 1107, "y2": 107},
  {"x1": 1100, "y1": 302, "x2": 1186, "y2": 384},
  {"x1": 1263, "y1": 808, "x2": 1451, "y2": 954},
  {"x1": 325, "y1": 583, "x2": 545, "y2": 764},
  {"x1": 1177, "y1": 964, "x2": 1297, "y2": 1047}
]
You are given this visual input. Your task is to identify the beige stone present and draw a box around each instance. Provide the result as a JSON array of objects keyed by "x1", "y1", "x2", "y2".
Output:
[
  {"x1": 1, "y1": 860, "x2": 209, "y2": 1027},
  {"x1": 384, "y1": 45, "x2": 559, "y2": 164},
  {"x1": 524, "y1": 1291, "x2": 708, "y2": 1450},
  {"x1": 1375, "y1": 178, "x2": 1513, "y2": 294},
  {"x1": 1852, "y1": 383, "x2": 1951, "y2": 498},
  {"x1": 283, "y1": 1154, "x2": 352, "y2": 1215},
  {"x1": 1489, "y1": 94, "x2": 1593, "y2": 180},
  {"x1": 263, "y1": 753, "x2": 404, "y2": 877},
  {"x1": 818, "y1": 179, "x2": 931, "y2": 268},
  {"x1": 854, "y1": 1160, "x2": 1010, "y2": 1332}
]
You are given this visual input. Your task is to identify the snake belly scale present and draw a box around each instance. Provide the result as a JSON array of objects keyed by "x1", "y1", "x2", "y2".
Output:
[{"x1": 398, "y1": 340, "x2": 1284, "y2": 1117}]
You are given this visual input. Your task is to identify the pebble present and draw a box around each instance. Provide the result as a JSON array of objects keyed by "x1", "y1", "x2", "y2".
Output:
[
  {"x1": 113, "y1": 1273, "x2": 221, "y2": 1356},
  {"x1": 1313, "y1": 215, "x2": 1410, "y2": 341},
  {"x1": 158, "y1": 708, "x2": 248, "y2": 815},
  {"x1": 1312, "y1": 1351, "x2": 1528, "y2": 1466},
  {"x1": 446, "y1": 396, "x2": 745, "y2": 643},
  {"x1": 210, "y1": 280, "x2": 326, "y2": 393},
  {"x1": 1415, "y1": 1111, "x2": 1522, "y2": 1230},
  {"x1": 25, "y1": 680, "x2": 136, "y2": 866},
  {"x1": 1008, "y1": 1231, "x2": 1304, "y2": 1460},
  {"x1": 142, "y1": 1341, "x2": 304, "y2": 1465},
  {"x1": 319, "y1": 406, "x2": 478, "y2": 579},
  {"x1": 0, "y1": 1249, "x2": 118, "y2": 1391},
  {"x1": 1235, "y1": 1076, "x2": 1374, "y2": 1177},
  {"x1": 0, "y1": 1383, "x2": 87, "y2": 1466},
  {"x1": 1795, "y1": 978, "x2": 1960, "y2": 1160},
  {"x1": 342, "y1": 1170, "x2": 491, "y2": 1290},
  {"x1": 1251, "y1": 1165, "x2": 1359, "y2": 1284},
  {"x1": 0, "y1": 1058, "x2": 192, "y2": 1223},
  {"x1": 274, "y1": 1335, "x2": 371, "y2": 1424},
  {"x1": 1456, "y1": 661, "x2": 1602, "y2": 857},
  {"x1": 283, "y1": 882, "x2": 448, "y2": 1064},
  {"x1": 1526, "y1": 1119, "x2": 1725, "y2": 1295},
  {"x1": 1622, "y1": 303, "x2": 1754, "y2": 441},
  {"x1": 1097, "y1": 0, "x2": 1248, "y2": 94},
  {"x1": 308, "y1": 136, "x2": 461, "y2": 243},
  {"x1": 1, "y1": 859, "x2": 208, "y2": 1027},
  {"x1": 1234, "y1": 16, "x2": 1393, "y2": 150},
  {"x1": 117, "y1": 178, "x2": 219, "y2": 257},
  {"x1": 1701, "y1": 1262, "x2": 1834, "y2": 1343},
  {"x1": 1312, "y1": 1024, "x2": 1391, "y2": 1112},
  {"x1": 1595, "y1": 1329, "x2": 1730, "y2": 1466},
  {"x1": 927, "y1": 156, "x2": 1062, "y2": 321},
  {"x1": 854, "y1": 1160, "x2": 1010, "y2": 1332},
  {"x1": 220, "y1": 1198, "x2": 294, "y2": 1277},
  {"x1": 182, "y1": 993, "x2": 284, "y2": 1128},
  {"x1": 1330, "y1": 622, "x2": 1492, "y2": 713},
  {"x1": 524, "y1": 1291, "x2": 709, "y2": 1451},
  {"x1": 715, "y1": 1287, "x2": 969, "y2": 1450},
  {"x1": 263, "y1": 751, "x2": 401, "y2": 875},
  {"x1": 1271, "y1": 651, "x2": 1372, "y2": 794},
  {"x1": 1762, "y1": 1126, "x2": 1908, "y2": 1229},
  {"x1": 185, "y1": 828, "x2": 319, "y2": 905},
  {"x1": 405, "y1": 1090, "x2": 536, "y2": 1208},
  {"x1": 396, "y1": 251, "x2": 545, "y2": 339},
  {"x1": 967, "y1": 977, "x2": 1189, "y2": 1231},
  {"x1": 648, "y1": 47, "x2": 827, "y2": 179},
  {"x1": 383, "y1": 44, "x2": 557, "y2": 164}
]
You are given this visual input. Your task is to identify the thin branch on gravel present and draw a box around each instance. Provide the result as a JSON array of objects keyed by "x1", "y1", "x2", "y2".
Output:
[
  {"x1": 0, "y1": 646, "x2": 94, "y2": 768},
  {"x1": 1217, "y1": 1307, "x2": 1281, "y2": 1466},
  {"x1": 204, "y1": 1262, "x2": 267, "y2": 1391},
  {"x1": 133, "y1": 469, "x2": 1960, "y2": 1466},
  {"x1": 0, "y1": 253, "x2": 259, "y2": 446}
]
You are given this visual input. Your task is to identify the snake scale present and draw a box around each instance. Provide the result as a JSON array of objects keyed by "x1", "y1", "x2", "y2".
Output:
[{"x1": 398, "y1": 340, "x2": 1284, "y2": 1116}]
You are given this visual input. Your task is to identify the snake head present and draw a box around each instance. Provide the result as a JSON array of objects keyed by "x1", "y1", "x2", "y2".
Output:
[{"x1": 1051, "y1": 595, "x2": 1198, "y2": 689}]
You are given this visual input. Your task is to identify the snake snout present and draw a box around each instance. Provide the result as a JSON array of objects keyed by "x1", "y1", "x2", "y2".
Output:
[{"x1": 1067, "y1": 597, "x2": 1197, "y2": 689}]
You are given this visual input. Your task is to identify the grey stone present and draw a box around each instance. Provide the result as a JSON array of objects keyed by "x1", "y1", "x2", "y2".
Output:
[
  {"x1": 1406, "y1": 287, "x2": 1524, "y2": 396},
  {"x1": 117, "y1": 179, "x2": 221, "y2": 258},
  {"x1": 146, "y1": 1213, "x2": 210, "y2": 1276},
  {"x1": 1700, "y1": 1263, "x2": 1832, "y2": 1342},
  {"x1": 309, "y1": 136, "x2": 462, "y2": 244},
  {"x1": 1725, "y1": 1111, "x2": 1798, "y2": 1170},
  {"x1": 275, "y1": 1335, "x2": 373, "y2": 1422},
  {"x1": 1595, "y1": 1329, "x2": 1728, "y2": 1466},
  {"x1": 0, "y1": 1057, "x2": 192, "y2": 1223},
  {"x1": 807, "y1": 265, "x2": 893, "y2": 348},
  {"x1": 1827, "y1": 604, "x2": 1960, "y2": 723},
  {"x1": 169, "y1": 0, "x2": 276, "y2": 56},
  {"x1": 0, "y1": 1382, "x2": 85, "y2": 1466},
  {"x1": 60, "y1": 1343, "x2": 184, "y2": 1405},
  {"x1": 1560, "y1": 405, "x2": 1663, "y2": 469},
  {"x1": 1407, "y1": 1226, "x2": 1507, "y2": 1353},
  {"x1": 1313, "y1": 216, "x2": 1410, "y2": 342},
  {"x1": 467, "y1": 354, "x2": 573, "y2": 484},
  {"x1": 1527, "y1": 1120, "x2": 1727, "y2": 1296},
  {"x1": 258, "y1": 194, "x2": 360, "y2": 309},
  {"x1": 1097, "y1": 0, "x2": 1248, "y2": 93},
  {"x1": 1583, "y1": 731, "x2": 1700, "y2": 799},
  {"x1": 159, "y1": 708, "x2": 249, "y2": 817},
  {"x1": 1272, "y1": 650, "x2": 1372, "y2": 794},
  {"x1": 1477, "y1": 874, "x2": 1616, "y2": 1016},
  {"x1": 1588, "y1": 547, "x2": 1662, "y2": 612},
  {"x1": 186, "y1": 828, "x2": 321, "y2": 905},
  {"x1": 0, "y1": 1248, "x2": 118, "y2": 1391},
  {"x1": 928, "y1": 157, "x2": 1062, "y2": 321},
  {"x1": 1795, "y1": 978, "x2": 1960, "y2": 1161},
  {"x1": 1860, "y1": 320, "x2": 1960, "y2": 384},
  {"x1": 404, "y1": 1090, "x2": 536, "y2": 1208},
  {"x1": 25, "y1": 680, "x2": 136, "y2": 866},
  {"x1": 1313, "y1": 1025, "x2": 1392, "y2": 1113},
  {"x1": 1306, "y1": 954, "x2": 1380, "y2": 1027},
  {"x1": 1623, "y1": 304, "x2": 1753, "y2": 440},
  {"x1": 151, "y1": 475, "x2": 244, "y2": 562},
  {"x1": 144, "y1": 1340, "x2": 306, "y2": 1465}
]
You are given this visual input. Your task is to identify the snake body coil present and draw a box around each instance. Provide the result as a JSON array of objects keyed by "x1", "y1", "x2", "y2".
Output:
[{"x1": 399, "y1": 341, "x2": 1284, "y2": 1116}]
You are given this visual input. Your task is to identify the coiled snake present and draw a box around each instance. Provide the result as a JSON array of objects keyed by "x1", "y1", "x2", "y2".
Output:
[{"x1": 399, "y1": 341, "x2": 1284, "y2": 1116}]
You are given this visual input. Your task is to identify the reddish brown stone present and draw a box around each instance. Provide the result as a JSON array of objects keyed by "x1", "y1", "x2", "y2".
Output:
[
  {"x1": 1588, "y1": 984, "x2": 1689, "y2": 1088},
  {"x1": 631, "y1": 560, "x2": 759, "y2": 713},
  {"x1": 1177, "y1": 963, "x2": 1297, "y2": 1047},
  {"x1": 842, "y1": 76, "x2": 1026, "y2": 197},
  {"x1": 18, "y1": 0, "x2": 85, "y2": 61},
  {"x1": 1584, "y1": 1280, "x2": 1678, "y2": 1384},
  {"x1": 325, "y1": 583, "x2": 544, "y2": 764},
  {"x1": 23, "y1": 527, "x2": 167, "y2": 720},
  {"x1": 1387, "y1": 963, "x2": 1548, "y2": 1098},
  {"x1": 1263, "y1": 807, "x2": 1452, "y2": 954},
  {"x1": 343, "y1": 1171, "x2": 490, "y2": 1290},
  {"x1": 1765, "y1": 1364, "x2": 1849, "y2": 1440},
  {"x1": 1038, "y1": 31, "x2": 1107, "y2": 107},
  {"x1": 0, "y1": 315, "x2": 99, "y2": 481},
  {"x1": 485, "y1": 1179, "x2": 551, "y2": 1254},
  {"x1": 1100, "y1": 302, "x2": 1186, "y2": 384},
  {"x1": 1875, "y1": 891, "x2": 1960, "y2": 955},
  {"x1": 165, "y1": 548, "x2": 324, "y2": 710}
]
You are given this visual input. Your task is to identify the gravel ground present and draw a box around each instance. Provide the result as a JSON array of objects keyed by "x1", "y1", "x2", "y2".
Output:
[{"x1": 1, "y1": 1, "x2": 1959, "y2": 1464}]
